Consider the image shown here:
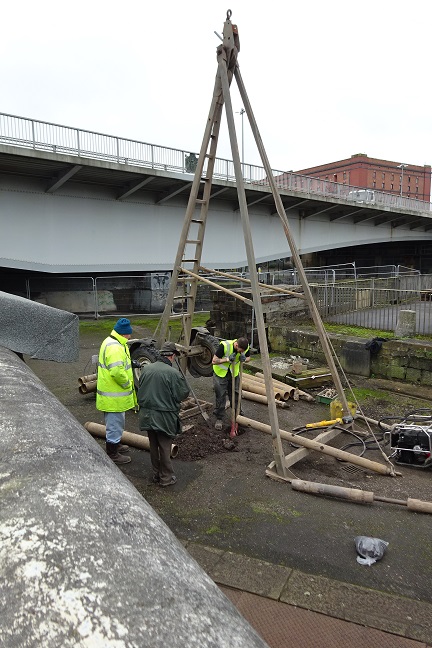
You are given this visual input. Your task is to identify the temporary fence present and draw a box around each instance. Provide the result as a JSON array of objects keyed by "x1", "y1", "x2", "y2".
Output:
[{"x1": 5, "y1": 268, "x2": 432, "y2": 335}]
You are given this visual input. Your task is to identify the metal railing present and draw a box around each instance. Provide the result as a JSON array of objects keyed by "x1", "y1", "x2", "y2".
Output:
[
  {"x1": 309, "y1": 275, "x2": 432, "y2": 334},
  {"x1": 6, "y1": 267, "x2": 432, "y2": 333},
  {"x1": 1, "y1": 111, "x2": 430, "y2": 214}
]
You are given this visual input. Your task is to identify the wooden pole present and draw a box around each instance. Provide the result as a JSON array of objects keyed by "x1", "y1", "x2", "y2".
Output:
[
  {"x1": 179, "y1": 267, "x2": 253, "y2": 306},
  {"x1": 157, "y1": 75, "x2": 224, "y2": 349},
  {"x1": 254, "y1": 372, "x2": 314, "y2": 402},
  {"x1": 234, "y1": 65, "x2": 352, "y2": 418},
  {"x1": 199, "y1": 265, "x2": 305, "y2": 299},
  {"x1": 84, "y1": 422, "x2": 179, "y2": 458},
  {"x1": 291, "y1": 479, "x2": 432, "y2": 514},
  {"x1": 242, "y1": 390, "x2": 289, "y2": 408},
  {"x1": 241, "y1": 377, "x2": 285, "y2": 400},
  {"x1": 218, "y1": 40, "x2": 287, "y2": 477},
  {"x1": 237, "y1": 415, "x2": 399, "y2": 477},
  {"x1": 78, "y1": 373, "x2": 97, "y2": 385}
]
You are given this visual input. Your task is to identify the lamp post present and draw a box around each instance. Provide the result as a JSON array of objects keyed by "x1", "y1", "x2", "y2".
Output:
[{"x1": 397, "y1": 163, "x2": 408, "y2": 197}]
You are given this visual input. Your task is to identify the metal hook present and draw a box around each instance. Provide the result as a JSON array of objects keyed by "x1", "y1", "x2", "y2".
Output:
[{"x1": 226, "y1": 9, "x2": 232, "y2": 20}]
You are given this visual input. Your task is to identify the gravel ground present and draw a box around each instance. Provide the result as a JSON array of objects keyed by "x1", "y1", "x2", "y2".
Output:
[{"x1": 26, "y1": 325, "x2": 432, "y2": 604}]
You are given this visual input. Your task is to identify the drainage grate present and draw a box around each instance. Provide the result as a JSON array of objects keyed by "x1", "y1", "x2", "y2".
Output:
[{"x1": 340, "y1": 463, "x2": 365, "y2": 475}]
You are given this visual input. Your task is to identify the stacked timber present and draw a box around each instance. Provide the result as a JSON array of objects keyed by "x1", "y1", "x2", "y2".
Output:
[
  {"x1": 78, "y1": 373, "x2": 97, "y2": 394},
  {"x1": 242, "y1": 371, "x2": 314, "y2": 405}
]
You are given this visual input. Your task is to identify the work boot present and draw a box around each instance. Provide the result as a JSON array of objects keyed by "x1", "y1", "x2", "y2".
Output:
[
  {"x1": 106, "y1": 442, "x2": 131, "y2": 464},
  {"x1": 159, "y1": 475, "x2": 177, "y2": 487},
  {"x1": 118, "y1": 444, "x2": 130, "y2": 454}
]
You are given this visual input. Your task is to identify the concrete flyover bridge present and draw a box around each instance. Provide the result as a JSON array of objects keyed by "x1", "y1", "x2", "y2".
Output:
[{"x1": 1, "y1": 111, "x2": 432, "y2": 275}]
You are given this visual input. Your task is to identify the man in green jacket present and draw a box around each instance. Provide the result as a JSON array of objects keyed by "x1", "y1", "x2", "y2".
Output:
[
  {"x1": 96, "y1": 318, "x2": 137, "y2": 465},
  {"x1": 137, "y1": 341, "x2": 190, "y2": 487}
]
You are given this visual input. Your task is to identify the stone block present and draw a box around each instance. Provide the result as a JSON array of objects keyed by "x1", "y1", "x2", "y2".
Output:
[
  {"x1": 420, "y1": 370, "x2": 432, "y2": 386},
  {"x1": 394, "y1": 309, "x2": 416, "y2": 337},
  {"x1": 370, "y1": 360, "x2": 389, "y2": 378},
  {"x1": 405, "y1": 368, "x2": 422, "y2": 383},
  {"x1": 388, "y1": 365, "x2": 406, "y2": 380},
  {"x1": 340, "y1": 341, "x2": 370, "y2": 377},
  {"x1": 407, "y1": 356, "x2": 432, "y2": 371}
]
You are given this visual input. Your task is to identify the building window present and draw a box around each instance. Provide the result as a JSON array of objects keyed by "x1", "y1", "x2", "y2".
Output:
[
  {"x1": 382, "y1": 173, "x2": 385, "y2": 179},
  {"x1": 372, "y1": 181, "x2": 376, "y2": 188},
  {"x1": 391, "y1": 183, "x2": 394, "y2": 190},
  {"x1": 391, "y1": 173, "x2": 394, "y2": 181},
  {"x1": 373, "y1": 171, "x2": 376, "y2": 178},
  {"x1": 416, "y1": 186, "x2": 419, "y2": 192},
  {"x1": 382, "y1": 182, "x2": 385, "y2": 188},
  {"x1": 408, "y1": 185, "x2": 411, "y2": 192},
  {"x1": 408, "y1": 176, "x2": 411, "y2": 182},
  {"x1": 416, "y1": 177, "x2": 419, "y2": 184}
]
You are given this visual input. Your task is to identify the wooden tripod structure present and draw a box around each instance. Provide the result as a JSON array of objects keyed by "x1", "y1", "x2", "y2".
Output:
[{"x1": 158, "y1": 10, "x2": 352, "y2": 478}]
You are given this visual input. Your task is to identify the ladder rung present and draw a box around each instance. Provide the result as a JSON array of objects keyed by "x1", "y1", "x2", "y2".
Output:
[
  {"x1": 169, "y1": 314, "x2": 189, "y2": 320},
  {"x1": 191, "y1": 219, "x2": 203, "y2": 223},
  {"x1": 173, "y1": 295, "x2": 193, "y2": 300},
  {"x1": 186, "y1": 239, "x2": 200, "y2": 244},
  {"x1": 195, "y1": 199, "x2": 207, "y2": 204},
  {"x1": 182, "y1": 259, "x2": 198, "y2": 263}
]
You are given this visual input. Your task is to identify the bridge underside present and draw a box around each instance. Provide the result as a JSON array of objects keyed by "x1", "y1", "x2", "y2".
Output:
[{"x1": 1, "y1": 146, "x2": 431, "y2": 274}]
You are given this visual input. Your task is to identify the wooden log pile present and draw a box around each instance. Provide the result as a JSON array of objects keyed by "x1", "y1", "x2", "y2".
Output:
[{"x1": 242, "y1": 371, "x2": 314, "y2": 404}]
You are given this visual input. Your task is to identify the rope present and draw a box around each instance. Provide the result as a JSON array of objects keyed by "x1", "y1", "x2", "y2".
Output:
[{"x1": 325, "y1": 336, "x2": 397, "y2": 475}]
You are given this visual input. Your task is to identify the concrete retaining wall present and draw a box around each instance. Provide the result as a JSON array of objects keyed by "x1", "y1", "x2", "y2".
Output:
[{"x1": 0, "y1": 346, "x2": 267, "y2": 648}]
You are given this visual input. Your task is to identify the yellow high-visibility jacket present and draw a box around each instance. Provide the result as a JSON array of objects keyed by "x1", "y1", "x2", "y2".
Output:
[
  {"x1": 213, "y1": 339, "x2": 249, "y2": 378},
  {"x1": 96, "y1": 330, "x2": 137, "y2": 412}
]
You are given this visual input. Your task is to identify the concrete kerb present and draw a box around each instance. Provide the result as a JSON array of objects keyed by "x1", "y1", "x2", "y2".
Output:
[{"x1": 184, "y1": 541, "x2": 432, "y2": 645}]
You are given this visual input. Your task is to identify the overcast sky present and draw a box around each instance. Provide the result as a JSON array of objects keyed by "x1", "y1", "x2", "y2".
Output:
[{"x1": 1, "y1": 0, "x2": 430, "y2": 173}]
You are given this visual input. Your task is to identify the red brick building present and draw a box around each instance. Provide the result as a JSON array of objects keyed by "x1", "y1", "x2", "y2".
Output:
[{"x1": 295, "y1": 154, "x2": 431, "y2": 202}]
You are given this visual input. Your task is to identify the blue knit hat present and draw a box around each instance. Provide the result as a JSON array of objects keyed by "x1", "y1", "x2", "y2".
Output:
[{"x1": 113, "y1": 318, "x2": 133, "y2": 335}]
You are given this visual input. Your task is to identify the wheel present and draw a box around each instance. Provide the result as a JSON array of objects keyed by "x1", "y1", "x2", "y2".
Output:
[
  {"x1": 187, "y1": 333, "x2": 219, "y2": 378},
  {"x1": 130, "y1": 345, "x2": 160, "y2": 389}
]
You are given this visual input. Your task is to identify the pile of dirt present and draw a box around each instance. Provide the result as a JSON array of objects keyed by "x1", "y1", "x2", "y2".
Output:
[{"x1": 176, "y1": 419, "x2": 245, "y2": 461}]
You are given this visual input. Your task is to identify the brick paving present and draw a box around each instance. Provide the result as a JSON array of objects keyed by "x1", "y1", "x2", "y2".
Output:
[
  {"x1": 184, "y1": 541, "x2": 432, "y2": 648},
  {"x1": 220, "y1": 587, "x2": 427, "y2": 648}
]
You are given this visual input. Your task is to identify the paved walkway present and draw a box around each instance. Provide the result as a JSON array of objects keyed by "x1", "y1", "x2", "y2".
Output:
[{"x1": 183, "y1": 541, "x2": 431, "y2": 648}]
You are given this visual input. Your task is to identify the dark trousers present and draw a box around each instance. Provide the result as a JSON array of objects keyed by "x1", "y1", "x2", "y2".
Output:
[
  {"x1": 147, "y1": 430, "x2": 174, "y2": 485},
  {"x1": 213, "y1": 371, "x2": 240, "y2": 420}
]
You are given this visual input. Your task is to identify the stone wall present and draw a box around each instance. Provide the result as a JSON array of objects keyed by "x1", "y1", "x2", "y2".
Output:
[
  {"x1": 209, "y1": 286, "x2": 307, "y2": 348},
  {"x1": 268, "y1": 325, "x2": 432, "y2": 385}
]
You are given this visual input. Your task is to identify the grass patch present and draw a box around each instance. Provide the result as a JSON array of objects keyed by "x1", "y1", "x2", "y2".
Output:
[
  {"x1": 80, "y1": 312, "x2": 210, "y2": 336},
  {"x1": 323, "y1": 323, "x2": 393, "y2": 339},
  {"x1": 346, "y1": 387, "x2": 394, "y2": 403}
]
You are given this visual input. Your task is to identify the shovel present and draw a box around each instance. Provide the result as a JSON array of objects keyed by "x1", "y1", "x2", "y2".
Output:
[
  {"x1": 230, "y1": 360, "x2": 244, "y2": 438},
  {"x1": 175, "y1": 358, "x2": 211, "y2": 427}
]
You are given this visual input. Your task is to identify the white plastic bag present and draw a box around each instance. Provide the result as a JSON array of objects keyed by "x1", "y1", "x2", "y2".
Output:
[{"x1": 354, "y1": 536, "x2": 388, "y2": 566}]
